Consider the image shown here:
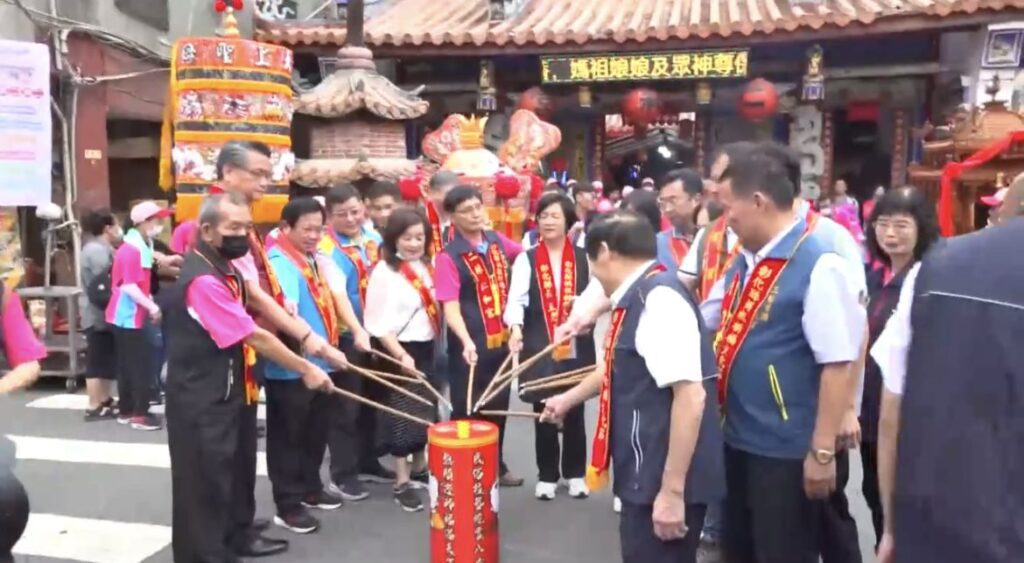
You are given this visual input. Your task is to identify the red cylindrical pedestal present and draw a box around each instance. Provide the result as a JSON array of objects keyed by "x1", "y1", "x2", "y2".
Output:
[{"x1": 428, "y1": 420, "x2": 500, "y2": 563}]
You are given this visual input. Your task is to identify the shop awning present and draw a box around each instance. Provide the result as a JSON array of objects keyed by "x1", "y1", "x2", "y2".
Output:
[{"x1": 256, "y1": 0, "x2": 1021, "y2": 50}]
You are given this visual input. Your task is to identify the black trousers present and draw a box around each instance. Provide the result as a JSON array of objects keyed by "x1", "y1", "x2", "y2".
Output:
[
  {"x1": 531, "y1": 402, "x2": 586, "y2": 482},
  {"x1": 620, "y1": 501, "x2": 706, "y2": 563},
  {"x1": 113, "y1": 326, "x2": 153, "y2": 417},
  {"x1": 323, "y1": 339, "x2": 371, "y2": 483},
  {"x1": 859, "y1": 440, "x2": 884, "y2": 547},
  {"x1": 266, "y1": 379, "x2": 329, "y2": 514},
  {"x1": 449, "y1": 348, "x2": 510, "y2": 467},
  {"x1": 723, "y1": 446, "x2": 862, "y2": 563},
  {"x1": 167, "y1": 394, "x2": 256, "y2": 563}
]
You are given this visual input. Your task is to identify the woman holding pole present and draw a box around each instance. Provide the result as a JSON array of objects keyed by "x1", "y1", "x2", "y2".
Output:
[
  {"x1": 505, "y1": 192, "x2": 596, "y2": 501},
  {"x1": 364, "y1": 208, "x2": 440, "y2": 513}
]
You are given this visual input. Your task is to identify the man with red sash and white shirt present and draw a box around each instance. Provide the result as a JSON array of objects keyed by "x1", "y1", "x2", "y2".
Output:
[
  {"x1": 700, "y1": 142, "x2": 865, "y2": 563},
  {"x1": 168, "y1": 140, "x2": 346, "y2": 558},
  {"x1": 542, "y1": 211, "x2": 725, "y2": 563}
]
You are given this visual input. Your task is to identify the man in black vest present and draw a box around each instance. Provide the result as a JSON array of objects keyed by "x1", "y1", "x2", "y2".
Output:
[
  {"x1": 873, "y1": 178, "x2": 1024, "y2": 563},
  {"x1": 165, "y1": 192, "x2": 335, "y2": 563},
  {"x1": 435, "y1": 185, "x2": 525, "y2": 487},
  {"x1": 543, "y1": 211, "x2": 725, "y2": 563}
]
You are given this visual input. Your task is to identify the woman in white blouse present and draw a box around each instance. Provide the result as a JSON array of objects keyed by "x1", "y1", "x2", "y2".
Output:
[
  {"x1": 506, "y1": 193, "x2": 596, "y2": 501},
  {"x1": 364, "y1": 207, "x2": 439, "y2": 513}
]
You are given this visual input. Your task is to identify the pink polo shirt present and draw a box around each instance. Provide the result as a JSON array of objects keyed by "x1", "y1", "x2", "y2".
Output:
[
  {"x1": 3, "y1": 289, "x2": 46, "y2": 367},
  {"x1": 186, "y1": 275, "x2": 256, "y2": 349},
  {"x1": 435, "y1": 232, "x2": 522, "y2": 303}
]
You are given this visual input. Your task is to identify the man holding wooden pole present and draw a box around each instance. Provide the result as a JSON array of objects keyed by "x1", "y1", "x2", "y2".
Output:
[{"x1": 542, "y1": 210, "x2": 724, "y2": 563}]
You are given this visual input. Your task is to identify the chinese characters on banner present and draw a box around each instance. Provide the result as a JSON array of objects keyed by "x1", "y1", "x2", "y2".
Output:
[
  {"x1": 0, "y1": 40, "x2": 52, "y2": 207},
  {"x1": 442, "y1": 452, "x2": 456, "y2": 563},
  {"x1": 472, "y1": 452, "x2": 485, "y2": 560},
  {"x1": 541, "y1": 49, "x2": 749, "y2": 84}
]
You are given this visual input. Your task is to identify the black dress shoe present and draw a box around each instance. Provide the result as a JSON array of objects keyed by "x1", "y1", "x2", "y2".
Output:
[
  {"x1": 251, "y1": 517, "x2": 271, "y2": 532},
  {"x1": 235, "y1": 535, "x2": 289, "y2": 557}
]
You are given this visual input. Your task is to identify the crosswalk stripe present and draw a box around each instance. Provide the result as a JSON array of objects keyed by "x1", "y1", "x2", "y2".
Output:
[
  {"x1": 26, "y1": 394, "x2": 267, "y2": 419},
  {"x1": 8, "y1": 435, "x2": 268, "y2": 476},
  {"x1": 14, "y1": 513, "x2": 171, "y2": 563}
]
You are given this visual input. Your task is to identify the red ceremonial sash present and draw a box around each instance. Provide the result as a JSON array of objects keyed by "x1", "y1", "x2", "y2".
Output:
[
  {"x1": 669, "y1": 235, "x2": 689, "y2": 268},
  {"x1": 535, "y1": 240, "x2": 576, "y2": 361},
  {"x1": 248, "y1": 229, "x2": 284, "y2": 305},
  {"x1": 195, "y1": 249, "x2": 260, "y2": 405},
  {"x1": 425, "y1": 201, "x2": 444, "y2": 258},
  {"x1": 715, "y1": 214, "x2": 820, "y2": 408},
  {"x1": 326, "y1": 230, "x2": 378, "y2": 306},
  {"x1": 398, "y1": 261, "x2": 440, "y2": 335},
  {"x1": 273, "y1": 236, "x2": 340, "y2": 345},
  {"x1": 586, "y1": 264, "x2": 666, "y2": 491},
  {"x1": 698, "y1": 216, "x2": 739, "y2": 301},
  {"x1": 461, "y1": 242, "x2": 509, "y2": 349}
]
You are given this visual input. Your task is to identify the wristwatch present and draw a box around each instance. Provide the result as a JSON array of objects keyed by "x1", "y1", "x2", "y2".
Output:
[{"x1": 811, "y1": 449, "x2": 835, "y2": 465}]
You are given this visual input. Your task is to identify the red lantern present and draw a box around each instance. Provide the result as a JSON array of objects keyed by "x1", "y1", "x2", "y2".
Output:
[
  {"x1": 399, "y1": 175, "x2": 423, "y2": 202},
  {"x1": 517, "y1": 87, "x2": 553, "y2": 120},
  {"x1": 494, "y1": 174, "x2": 521, "y2": 200},
  {"x1": 529, "y1": 174, "x2": 544, "y2": 200},
  {"x1": 739, "y1": 78, "x2": 779, "y2": 122},
  {"x1": 622, "y1": 88, "x2": 661, "y2": 128},
  {"x1": 214, "y1": 0, "x2": 227, "y2": 12}
]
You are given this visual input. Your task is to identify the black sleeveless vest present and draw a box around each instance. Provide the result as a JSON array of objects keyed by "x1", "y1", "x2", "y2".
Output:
[
  {"x1": 611, "y1": 267, "x2": 725, "y2": 506},
  {"x1": 165, "y1": 242, "x2": 249, "y2": 414},
  {"x1": 443, "y1": 230, "x2": 509, "y2": 357},
  {"x1": 894, "y1": 221, "x2": 1024, "y2": 563},
  {"x1": 517, "y1": 244, "x2": 596, "y2": 403}
]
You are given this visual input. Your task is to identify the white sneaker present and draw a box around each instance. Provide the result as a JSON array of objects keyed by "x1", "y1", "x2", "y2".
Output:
[
  {"x1": 534, "y1": 482, "x2": 557, "y2": 500},
  {"x1": 567, "y1": 478, "x2": 589, "y2": 499},
  {"x1": 613, "y1": 496, "x2": 622, "y2": 513}
]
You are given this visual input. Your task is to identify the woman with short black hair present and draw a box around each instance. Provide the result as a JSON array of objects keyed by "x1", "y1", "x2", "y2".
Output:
[
  {"x1": 505, "y1": 192, "x2": 596, "y2": 501},
  {"x1": 860, "y1": 185, "x2": 939, "y2": 545},
  {"x1": 364, "y1": 207, "x2": 438, "y2": 512}
]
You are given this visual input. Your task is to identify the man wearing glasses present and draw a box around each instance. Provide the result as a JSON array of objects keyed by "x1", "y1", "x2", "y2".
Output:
[{"x1": 656, "y1": 168, "x2": 703, "y2": 271}]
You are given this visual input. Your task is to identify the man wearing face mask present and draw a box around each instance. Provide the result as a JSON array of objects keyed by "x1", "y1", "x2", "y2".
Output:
[
  {"x1": 165, "y1": 192, "x2": 335, "y2": 563},
  {"x1": 106, "y1": 201, "x2": 171, "y2": 431}
]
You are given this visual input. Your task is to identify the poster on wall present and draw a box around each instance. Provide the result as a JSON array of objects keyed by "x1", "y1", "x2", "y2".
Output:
[
  {"x1": 0, "y1": 40, "x2": 51, "y2": 207},
  {"x1": 983, "y1": 29, "x2": 1023, "y2": 68}
]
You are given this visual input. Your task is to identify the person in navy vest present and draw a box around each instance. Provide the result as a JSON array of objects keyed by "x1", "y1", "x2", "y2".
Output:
[
  {"x1": 700, "y1": 142, "x2": 866, "y2": 563},
  {"x1": 872, "y1": 176, "x2": 1024, "y2": 563},
  {"x1": 542, "y1": 210, "x2": 725, "y2": 563},
  {"x1": 164, "y1": 192, "x2": 335, "y2": 562},
  {"x1": 434, "y1": 185, "x2": 525, "y2": 487},
  {"x1": 655, "y1": 168, "x2": 702, "y2": 271}
]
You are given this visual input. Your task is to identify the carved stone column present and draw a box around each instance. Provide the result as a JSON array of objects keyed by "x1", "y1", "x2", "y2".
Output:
[{"x1": 891, "y1": 108, "x2": 909, "y2": 187}]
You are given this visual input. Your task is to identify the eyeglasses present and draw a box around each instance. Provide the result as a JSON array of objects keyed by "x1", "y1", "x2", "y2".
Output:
[{"x1": 873, "y1": 219, "x2": 915, "y2": 233}]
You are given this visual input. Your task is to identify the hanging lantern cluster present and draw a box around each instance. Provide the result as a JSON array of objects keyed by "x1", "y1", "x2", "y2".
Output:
[
  {"x1": 214, "y1": 0, "x2": 243, "y2": 12},
  {"x1": 622, "y1": 88, "x2": 661, "y2": 129}
]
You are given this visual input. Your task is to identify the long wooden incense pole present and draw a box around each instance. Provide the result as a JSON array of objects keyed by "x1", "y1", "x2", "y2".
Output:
[
  {"x1": 368, "y1": 348, "x2": 428, "y2": 379},
  {"x1": 474, "y1": 338, "x2": 568, "y2": 412},
  {"x1": 365, "y1": 368, "x2": 419, "y2": 384},
  {"x1": 478, "y1": 410, "x2": 542, "y2": 419},
  {"x1": 347, "y1": 364, "x2": 432, "y2": 407},
  {"x1": 478, "y1": 350, "x2": 516, "y2": 408},
  {"x1": 519, "y1": 374, "x2": 588, "y2": 393},
  {"x1": 518, "y1": 364, "x2": 597, "y2": 390},
  {"x1": 369, "y1": 347, "x2": 450, "y2": 410},
  {"x1": 466, "y1": 361, "x2": 477, "y2": 414},
  {"x1": 331, "y1": 387, "x2": 431, "y2": 427}
]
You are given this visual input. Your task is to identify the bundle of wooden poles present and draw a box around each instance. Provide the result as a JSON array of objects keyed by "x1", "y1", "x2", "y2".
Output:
[
  {"x1": 330, "y1": 349, "x2": 452, "y2": 427},
  {"x1": 469, "y1": 338, "x2": 596, "y2": 420}
]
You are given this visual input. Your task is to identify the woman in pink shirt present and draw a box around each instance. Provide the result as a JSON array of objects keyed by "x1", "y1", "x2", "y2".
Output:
[{"x1": 0, "y1": 287, "x2": 46, "y2": 394}]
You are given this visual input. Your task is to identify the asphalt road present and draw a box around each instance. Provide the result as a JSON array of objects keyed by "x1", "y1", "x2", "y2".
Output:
[{"x1": 1, "y1": 379, "x2": 878, "y2": 563}]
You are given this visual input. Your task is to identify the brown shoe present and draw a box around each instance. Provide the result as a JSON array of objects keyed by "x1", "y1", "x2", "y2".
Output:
[{"x1": 499, "y1": 471, "x2": 524, "y2": 488}]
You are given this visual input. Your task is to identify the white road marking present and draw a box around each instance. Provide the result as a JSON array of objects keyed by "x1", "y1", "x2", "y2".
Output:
[
  {"x1": 14, "y1": 513, "x2": 171, "y2": 563},
  {"x1": 8, "y1": 435, "x2": 268, "y2": 476},
  {"x1": 26, "y1": 394, "x2": 267, "y2": 419}
]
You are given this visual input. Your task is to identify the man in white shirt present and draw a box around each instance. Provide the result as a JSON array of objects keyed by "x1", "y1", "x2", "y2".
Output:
[{"x1": 542, "y1": 211, "x2": 724, "y2": 563}]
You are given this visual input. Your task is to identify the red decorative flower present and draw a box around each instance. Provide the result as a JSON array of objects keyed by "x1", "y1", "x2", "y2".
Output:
[
  {"x1": 398, "y1": 175, "x2": 423, "y2": 202},
  {"x1": 494, "y1": 174, "x2": 521, "y2": 200},
  {"x1": 214, "y1": 0, "x2": 227, "y2": 13},
  {"x1": 232, "y1": 0, "x2": 243, "y2": 10}
]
